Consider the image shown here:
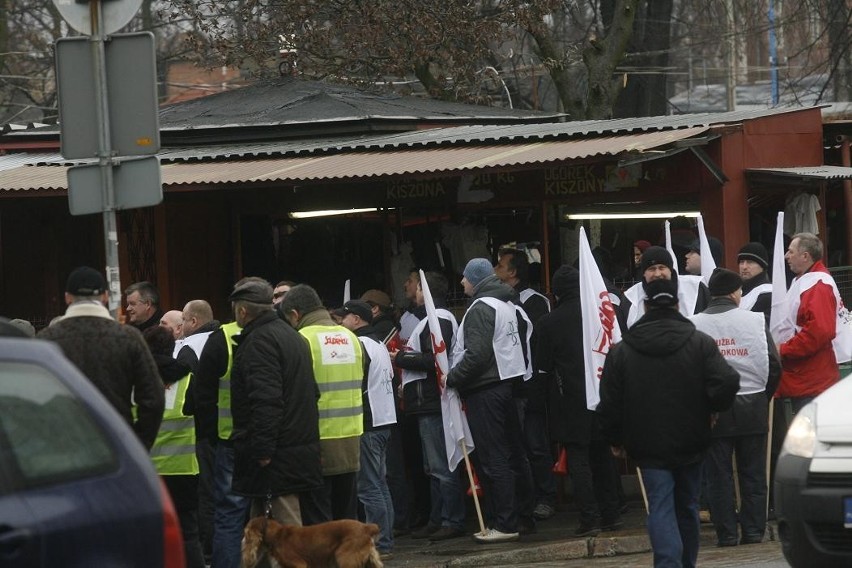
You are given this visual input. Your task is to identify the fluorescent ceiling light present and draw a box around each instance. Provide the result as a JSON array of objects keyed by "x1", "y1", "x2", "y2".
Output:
[
  {"x1": 566, "y1": 211, "x2": 700, "y2": 220},
  {"x1": 289, "y1": 207, "x2": 382, "y2": 219}
]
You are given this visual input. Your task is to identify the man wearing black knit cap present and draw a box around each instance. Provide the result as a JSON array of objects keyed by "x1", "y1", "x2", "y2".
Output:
[
  {"x1": 737, "y1": 242, "x2": 772, "y2": 324},
  {"x1": 598, "y1": 276, "x2": 739, "y2": 568},
  {"x1": 624, "y1": 246, "x2": 708, "y2": 328},
  {"x1": 690, "y1": 268, "x2": 780, "y2": 547},
  {"x1": 38, "y1": 266, "x2": 164, "y2": 449}
]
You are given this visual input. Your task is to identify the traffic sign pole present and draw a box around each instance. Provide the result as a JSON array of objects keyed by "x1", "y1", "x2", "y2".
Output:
[{"x1": 88, "y1": 0, "x2": 122, "y2": 317}]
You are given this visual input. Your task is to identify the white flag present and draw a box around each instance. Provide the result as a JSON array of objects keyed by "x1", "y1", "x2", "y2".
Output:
[
  {"x1": 769, "y1": 212, "x2": 789, "y2": 345},
  {"x1": 343, "y1": 279, "x2": 351, "y2": 304},
  {"x1": 579, "y1": 228, "x2": 622, "y2": 410},
  {"x1": 664, "y1": 221, "x2": 679, "y2": 274},
  {"x1": 419, "y1": 270, "x2": 474, "y2": 471},
  {"x1": 696, "y1": 214, "x2": 717, "y2": 284}
]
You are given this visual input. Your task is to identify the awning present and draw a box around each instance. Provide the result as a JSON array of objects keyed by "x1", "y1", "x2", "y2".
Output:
[
  {"x1": 0, "y1": 127, "x2": 709, "y2": 192},
  {"x1": 746, "y1": 165, "x2": 852, "y2": 186}
]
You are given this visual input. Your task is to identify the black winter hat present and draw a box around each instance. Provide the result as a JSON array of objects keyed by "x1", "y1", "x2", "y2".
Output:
[
  {"x1": 551, "y1": 265, "x2": 579, "y2": 299},
  {"x1": 642, "y1": 278, "x2": 679, "y2": 308},
  {"x1": 639, "y1": 246, "x2": 674, "y2": 274},
  {"x1": 708, "y1": 268, "x2": 742, "y2": 296},
  {"x1": 737, "y1": 242, "x2": 769, "y2": 270},
  {"x1": 66, "y1": 266, "x2": 107, "y2": 296}
]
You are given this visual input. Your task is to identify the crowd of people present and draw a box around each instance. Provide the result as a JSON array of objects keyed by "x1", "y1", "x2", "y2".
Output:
[{"x1": 0, "y1": 229, "x2": 845, "y2": 568}]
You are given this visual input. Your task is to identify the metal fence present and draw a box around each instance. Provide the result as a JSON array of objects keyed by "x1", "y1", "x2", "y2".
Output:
[{"x1": 830, "y1": 266, "x2": 852, "y2": 308}]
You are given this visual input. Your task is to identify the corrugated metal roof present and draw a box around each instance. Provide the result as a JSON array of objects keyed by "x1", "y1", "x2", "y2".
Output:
[
  {"x1": 0, "y1": 127, "x2": 709, "y2": 192},
  {"x1": 0, "y1": 152, "x2": 59, "y2": 171},
  {"x1": 746, "y1": 165, "x2": 852, "y2": 180}
]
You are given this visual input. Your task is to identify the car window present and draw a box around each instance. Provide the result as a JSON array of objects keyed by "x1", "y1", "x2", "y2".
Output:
[{"x1": 0, "y1": 361, "x2": 117, "y2": 495}]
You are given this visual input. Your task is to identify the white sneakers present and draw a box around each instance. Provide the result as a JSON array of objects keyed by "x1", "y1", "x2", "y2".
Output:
[{"x1": 473, "y1": 528, "x2": 520, "y2": 544}]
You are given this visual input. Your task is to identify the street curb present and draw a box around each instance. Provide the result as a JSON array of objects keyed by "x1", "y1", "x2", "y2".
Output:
[{"x1": 443, "y1": 534, "x2": 653, "y2": 566}]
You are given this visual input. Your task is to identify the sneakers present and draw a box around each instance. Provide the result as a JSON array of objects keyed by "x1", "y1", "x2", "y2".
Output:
[
  {"x1": 532, "y1": 503, "x2": 555, "y2": 520},
  {"x1": 428, "y1": 527, "x2": 465, "y2": 541},
  {"x1": 410, "y1": 524, "x2": 439, "y2": 539},
  {"x1": 473, "y1": 528, "x2": 520, "y2": 544}
]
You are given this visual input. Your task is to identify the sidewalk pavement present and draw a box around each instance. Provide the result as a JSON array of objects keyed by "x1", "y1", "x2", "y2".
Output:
[{"x1": 383, "y1": 501, "x2": 779, "y2": 567}]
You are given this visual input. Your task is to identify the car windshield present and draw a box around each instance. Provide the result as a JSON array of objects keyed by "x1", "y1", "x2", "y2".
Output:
[{"x1": 0, "y1": 361, "x2": 117, "y2": 494}]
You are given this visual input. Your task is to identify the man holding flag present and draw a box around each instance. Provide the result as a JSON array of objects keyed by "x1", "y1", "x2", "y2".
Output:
[
  {"x1": 391, "y1": 271, "x2": 467, "y2": 542},
  {"x1": 537, "y1": 263, "x2": 623, "y2": 537},
  {"x1": 447, "y1": 258, "x2": 533, "y2": 544}
]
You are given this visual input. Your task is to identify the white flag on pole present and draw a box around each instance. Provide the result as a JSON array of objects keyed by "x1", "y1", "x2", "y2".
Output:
[
  {"x1": 419, "y1": 269, "x2": 474, "y2": 471},
  {"x1": 664, "y1": 221, "x2": 679, "y2": 274},
  {"x1": 696, "y1": 214, "x2": 717, "y2": 284},
  {"x1": 343, "y1": 279, "x2": 351, "y2": 304},
  {"x1": 579, "y1": 228, "x2": 622, "y2": 410},
  {"x1": 769, "y1": 212, "x2": 789, "y2": 345}
]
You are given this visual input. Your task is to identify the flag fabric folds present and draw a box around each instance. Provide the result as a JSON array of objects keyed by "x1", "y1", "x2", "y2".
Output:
[
  {"x1": 664, "y1": 220, "x2": 679, "y2": 274},
  {"x1": 696, "y1": 214, "x2": 717, "y2": 284},
  {"x1": 419, "y1": 269, "x2": 474, "y2": 471},
  {"x1": 579, "y1": 228, "x2": 622, "y2": 410},
  {"x1": 769, "y1": 212, "x2": 788, "y2": 345}
]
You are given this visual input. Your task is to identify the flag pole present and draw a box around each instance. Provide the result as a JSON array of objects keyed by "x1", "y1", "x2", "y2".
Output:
[
  {"x1": 461, "y1": 442, "x2": 486, "y2": 534},
  {"x1": 636, "y1": 466, "x2": 649, "y2": 514}
]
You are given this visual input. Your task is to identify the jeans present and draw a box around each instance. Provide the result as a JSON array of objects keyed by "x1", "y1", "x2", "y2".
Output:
[
  {"x1": 418, "y1": 413, "x2": 466, "y2": 529},
  {"x1": 464, "y1": 381, "x2": 528, "y2": 534},
  {"x1": 641, "y1": 462, "x2": 703, "y2": 568},
  {"x1": 211, "y1": 443, "x2": 250, "y2": 568},
  {"x1": 705, "y1": 434, "x2": 768, "y2": 543},
  {"x1": 358, "y1": 429, "x2": 394, "y2": 552}
]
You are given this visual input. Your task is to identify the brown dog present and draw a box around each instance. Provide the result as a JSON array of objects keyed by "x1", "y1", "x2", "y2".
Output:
[{"x1": 241, "y1": 516, "x2": 384, "y2": 568}]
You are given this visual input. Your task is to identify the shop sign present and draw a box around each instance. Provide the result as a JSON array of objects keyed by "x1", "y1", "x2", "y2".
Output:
[{"x1": 543, "y1": 164, "x2": 642, "y2": 196}]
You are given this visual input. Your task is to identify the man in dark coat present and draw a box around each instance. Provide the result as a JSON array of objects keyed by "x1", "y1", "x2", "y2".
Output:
[
  {"x1": 737, "y1": 242, "x2": 772, "y2": 324},
  {"x1": 229, "y1": 278, "x2": 322, "y2": 525},
  {"x1": 690, "y1": 268, "x2": 781, "y2": 547},
  {"x1": 39, "y1": 266, "x2": 164, "y2": 450},
  {"x1": 446, "y1": 258, "x2": 533, "y2": 544},
  {"x1": 537, "y1": 265, "x2": 622, "y2": 536},
  {"x1": 597, "y1": 277, "x2": 739, "y2": 568}
]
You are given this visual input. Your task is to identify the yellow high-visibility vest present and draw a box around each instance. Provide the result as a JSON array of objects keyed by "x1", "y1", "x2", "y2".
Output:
[
  {"x1": 150, "y1": 373, "x2": 199, "y2": 475},
  {"x1": 217, "y1": 321, "x2": 242, "y2": 440},
  {"x1": 299, "y1": 325, "x2": 364, "y2": 440}
]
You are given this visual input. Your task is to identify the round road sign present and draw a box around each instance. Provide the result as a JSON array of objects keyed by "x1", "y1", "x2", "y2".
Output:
[{"x1": 53, "y1": 0, "x2": 144, "y2": 36}]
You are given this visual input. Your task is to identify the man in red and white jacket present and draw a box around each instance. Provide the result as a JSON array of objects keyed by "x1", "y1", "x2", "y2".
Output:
[{"x1": 775, "y1": 232, "x2": 840, "y2": 410}]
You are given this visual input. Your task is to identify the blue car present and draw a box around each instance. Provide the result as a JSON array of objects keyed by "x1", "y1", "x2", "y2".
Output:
[{"x1": 0, "y1": 338, "x2": 184, "y2": 567}]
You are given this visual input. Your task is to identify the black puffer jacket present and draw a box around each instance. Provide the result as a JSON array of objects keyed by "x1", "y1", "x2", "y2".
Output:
[
  {"x1": 446, "y1": 275, "x2": 520, "y2": 396},
  {"x1": 230, "y1": 310, "x2": 322, "y2": 497},
  {"x1": 597, "y1": 307, "x2": 739, "y2": 469}
]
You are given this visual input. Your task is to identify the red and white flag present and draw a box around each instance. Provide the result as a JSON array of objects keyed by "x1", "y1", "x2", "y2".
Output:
[
  {"x1": 419, "y1": 269, "x2": 474, "y2": 471},
  {"x1": 579, "y1": 228, "x2": 622, "y2": 410}
]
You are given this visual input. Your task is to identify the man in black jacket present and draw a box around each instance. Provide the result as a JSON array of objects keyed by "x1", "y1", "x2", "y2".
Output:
[
  {"x1": 229, "y1": 278, "x2": 322, "y2": 528},
  {"x1": 447, "y1": 258, "x2": 533, "y2": 544},
  {"x1": 597, "y1": 277, "x2": 739, "y2": 568},
  {"x1": 392, "y1": 271, "x2": 466, "y2": 542},
  {"x1": 690, "y1": 268, "x2": 780, "y2": 547},
  {"x1": 737, "y1": 242, "x2": 772, "y2": 324},
  {"x1": 537, "y1": 265, "x2": 622, "y2": 537}
]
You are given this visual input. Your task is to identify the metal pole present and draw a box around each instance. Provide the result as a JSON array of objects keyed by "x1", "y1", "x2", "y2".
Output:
[
  {"x1": 89, "y1": 0, "x2": 122, "y2": 317},
  {"x1": 769, "y1": 0, "x2": 779, "y2": 105},
  {"x1": 725, "y1": 0, "x2": 737, "y2": 111}
]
